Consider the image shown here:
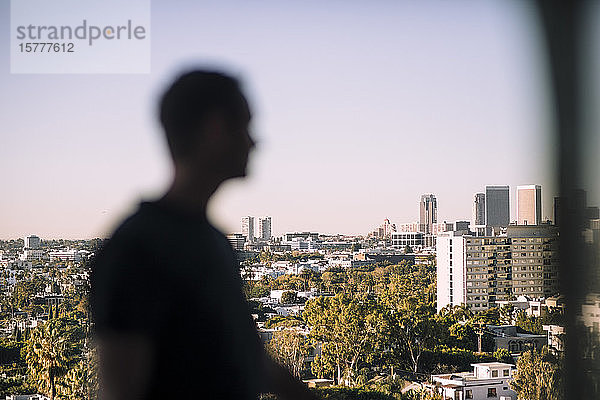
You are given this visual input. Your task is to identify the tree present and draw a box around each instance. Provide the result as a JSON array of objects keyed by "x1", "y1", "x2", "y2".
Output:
[
  {"x1": 515, "y1": 310, "x2": 543, "y2": 334},
  {"x1": 266, "y1": 328, "x2": 312, "y2": 379},
  {"x1": 245, "y1": 280, "x2": 270, "y2": 299},
  {"x1": 510, "y1": 347, "x2": 563, "y2": 400},
  {"x1": 303, "y1": 293, "x2": 388, "y2": 386},
  {"x1": 377, "y1": 263, "x2": 439, "y2": 373},
  {"x1": 493, "y1": 348, "x2": 513, "y2": 364},
  {"x1": 499, "y1": 304, "x2": 515, "y2": 325},
  {"x1": 25, "y1": 317, "x2": 83, "y2": 400},
  {"x1": 58, "y1": 346, "x2": 98, "y2": 400},
  {"x1": 389, "y1": 298, "x2": 439, "y2": 373},
  {"x1": 447, "y1": 322, "x2": 477, "y2": 351},
  {"x1": 12, "y1": 279, "x2": 47, "y2": 316},
  {"x1": 280, "y1": 291, "x2": 298, "y2": 304}
]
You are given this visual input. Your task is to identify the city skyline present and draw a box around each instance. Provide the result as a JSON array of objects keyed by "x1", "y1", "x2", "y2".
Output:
[
  {"x1": 4, "y1": 183, "x2": 562, "y2": 240},
  {"x1": 0, "y1": 1, "x2": 564, "y2": 238}
]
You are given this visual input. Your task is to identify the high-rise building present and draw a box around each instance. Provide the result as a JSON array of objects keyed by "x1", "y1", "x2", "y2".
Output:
[
  {"x1": 517, "y1": 185, "x2": 542, "y2": 225},
  {"x1": 241, "y1": 216, "x2": 254, "y2": 242},
  {"x1": 436, "y1": 225, "x2": 559, "y2": 312},
  {"x1": 485, "y1": 186, "x2": 510, "y2": 228},
  {"x1": 258, "y1": 216, "x2": 272, "y2": 241},
  {"x1": 554, "y1": 190, "x2": 599, "y2": 227},
  {"x1": 454, "y1": 221, "x2": 471, "y2": 232},
  {"x1": 472, "y1": 193, "x2": 486, "y2": 226},
  {"x1": 24, "y1": 235, "x2": 41, "y2": 250},
  {"x1": 372, "y1": 219, "x2": 397, "y2": 238},
  {"x1": 436, "y1": 232, "x2": 467, "y2": 310},
  {"x1": 391, "y1": 232, "x2": 425, "y2": 249},
  {"x1": 227, "y1": 233, "x2": 246, "y2": 251},
  {"x1": 553, "y1": 196, "x2": 562, "y2": 226},
  {"x1": 398, "y1": 222, "x2": 420, "y2": 233},
  {"x1": 419, "y1": 194, "x2": 437, "y2": 234}
]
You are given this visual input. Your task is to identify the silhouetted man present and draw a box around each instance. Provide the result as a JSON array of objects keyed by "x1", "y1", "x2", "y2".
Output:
[{"x1": 91, "y1": 70, "x2": 316, "y2": 400}]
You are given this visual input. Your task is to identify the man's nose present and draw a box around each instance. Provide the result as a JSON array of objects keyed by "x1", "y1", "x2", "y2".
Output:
[{"x1": 246, "y1": 132, "x2": 256, "y2": 150}]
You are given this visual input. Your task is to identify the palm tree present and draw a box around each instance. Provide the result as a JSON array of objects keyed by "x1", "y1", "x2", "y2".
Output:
[{"x1": 25, "y1": 318, "x2": 83, "y2": 400}]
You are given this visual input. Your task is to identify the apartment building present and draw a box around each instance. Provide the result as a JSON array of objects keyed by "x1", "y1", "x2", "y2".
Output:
[{"x1": 437, "y1": 225, "x2": 559, "y2": 312}]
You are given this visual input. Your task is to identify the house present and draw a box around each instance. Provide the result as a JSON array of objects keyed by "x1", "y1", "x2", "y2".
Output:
[
  {"x1": 578, "y1": 292, "x2": 600, "y2": 333},
  {"x1": 543, "y1": 324, "x2": 565, "y2": 353},
  {"x1": 430, "y1": 362, "x2": 517, "y2": 400},
  {"x1": 487, "y1": 325, "x2": 546, "y2": 354},
  {"x1": 495, "y1": 296, "x2": 546, "y2": 318},
  {"x1": 6, "y1": 395, "x2": 50, "y2": 400},
  {"x1": 303, "y1": 378, "x2": 333, "y2": 388}
]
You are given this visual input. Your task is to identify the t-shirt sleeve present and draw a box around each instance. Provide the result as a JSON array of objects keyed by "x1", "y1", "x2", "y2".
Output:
[{"x1": 91, "y1": 240, "x2": 166, "y2": 337}]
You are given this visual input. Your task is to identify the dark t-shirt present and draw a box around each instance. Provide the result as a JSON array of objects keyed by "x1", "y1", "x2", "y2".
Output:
[{"x1": 90, "y1": 201, "x2": 263, "y2": 399}]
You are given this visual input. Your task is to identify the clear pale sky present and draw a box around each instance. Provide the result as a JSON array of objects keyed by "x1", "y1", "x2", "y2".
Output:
[{"x1": 1, "y1": 0, "x2": 598, "y2": 239}]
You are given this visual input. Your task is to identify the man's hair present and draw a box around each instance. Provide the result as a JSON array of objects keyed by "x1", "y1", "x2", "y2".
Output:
[{"x1": 159, "y1": 70, "x2": 245, "y2": 159}]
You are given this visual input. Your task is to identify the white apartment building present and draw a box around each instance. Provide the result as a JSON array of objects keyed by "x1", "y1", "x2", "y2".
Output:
[
  {"x1": 436, "y1": 231, "x2": 467, "y2": 312},
  {"x1": 287, "y1": 238, "x2": 320, "y2": 251},
  {"x1": 20, "y1": 249, "x2": 45, "y2": 261},
  {"x1": 437, "y1": 226, "x2": 559, "y2": 312},
  {"x1": 48, "y1": 249, "x2": 86, "y2": 262},
  {"x1": 431, "y1": 362, "x2": 516, "y2": 400}
]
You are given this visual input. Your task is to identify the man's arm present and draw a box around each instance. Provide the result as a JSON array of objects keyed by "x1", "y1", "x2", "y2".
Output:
[{"x1": 97, "y1": 333, "x2": 155, "y2": 400}]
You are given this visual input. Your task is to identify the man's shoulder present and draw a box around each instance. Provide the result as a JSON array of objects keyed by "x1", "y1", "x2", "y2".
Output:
[
  {"x1": 93, "y1": 203, "x2": 168, "y2": 269},
  {"x1": 94, "y1": 201, "x2": 227, "y2": 269},
  {"x1": 102, "y1": 201, "x2": 195, "y2": 247}
]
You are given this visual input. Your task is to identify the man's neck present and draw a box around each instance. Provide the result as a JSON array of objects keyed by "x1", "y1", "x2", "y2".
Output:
[{"x1": 160, "y1": 169, "x2": 221, "y2": 218}]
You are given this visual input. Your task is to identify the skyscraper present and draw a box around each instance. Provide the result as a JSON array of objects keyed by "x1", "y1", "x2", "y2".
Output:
[
  {"x1": 517, "y1": 185, "x2": 542, "y2": 225},
  {"x1": 24, "y1": 235, "x2": 41, "y2": 249},
  {"x1": 472, "y1": 193, "x2": 486, "y2": 226},
  {"x1": 258, "y1": 216, "x2": 272, "y2": 241},
  {"x1": 553, "y1": 196, "x2": 562, "y2": 226},
  {"x1": 241, "y1": 216, "x2": 254, "y2": 242},
  {"x1": 419, "y1": 194, "x2": 437, "y2": 234},
  {"x1": 485, "y1": 186, "x2": 510, "y2": 228}
]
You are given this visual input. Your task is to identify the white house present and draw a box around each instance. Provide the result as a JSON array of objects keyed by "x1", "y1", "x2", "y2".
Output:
[
  {"x1": 6, "y1": 394, "x2": 49, "y2": 400},
  {"x1": 430, "y1": 362, "x2": 517, "y2": 400}
]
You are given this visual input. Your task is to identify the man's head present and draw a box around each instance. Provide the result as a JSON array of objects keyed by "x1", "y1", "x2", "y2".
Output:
[{"x1": 159, "y1": 70, "x2": 255, "y2": 182}]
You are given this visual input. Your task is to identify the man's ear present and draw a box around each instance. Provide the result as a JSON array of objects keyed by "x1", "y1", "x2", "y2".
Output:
[{"x1": 201, "y1": 112, "x2": 228, "y2": 145}]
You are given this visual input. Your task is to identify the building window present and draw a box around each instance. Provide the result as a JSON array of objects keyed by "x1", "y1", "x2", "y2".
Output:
[
  {"x1": 503, "y1": 369, "x2": 509, "y2": 377},
  {"x1": 487, "y1": 388, "x2": 497, "y2": 397},
  {"x1": 492, "y1": 370, "x2": 498, "y2": 378},
  {"x1": 465, "y1": 389, "x2": 473, "y2": 399}
]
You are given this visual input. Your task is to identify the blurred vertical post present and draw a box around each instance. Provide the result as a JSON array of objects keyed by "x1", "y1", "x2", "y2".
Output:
[{"x1": 536, "y1": 1, "x2": 587, "y2": 398}]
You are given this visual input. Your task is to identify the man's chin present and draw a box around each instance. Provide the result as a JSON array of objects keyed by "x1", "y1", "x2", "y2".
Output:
[{"x1": 223, "y1": 168, "x2": 248, "y2": 181}]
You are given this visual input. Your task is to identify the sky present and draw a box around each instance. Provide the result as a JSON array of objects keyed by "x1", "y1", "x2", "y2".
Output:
[{"x1": 0, "y1": 0, "x2": 597, "y2": 239}]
